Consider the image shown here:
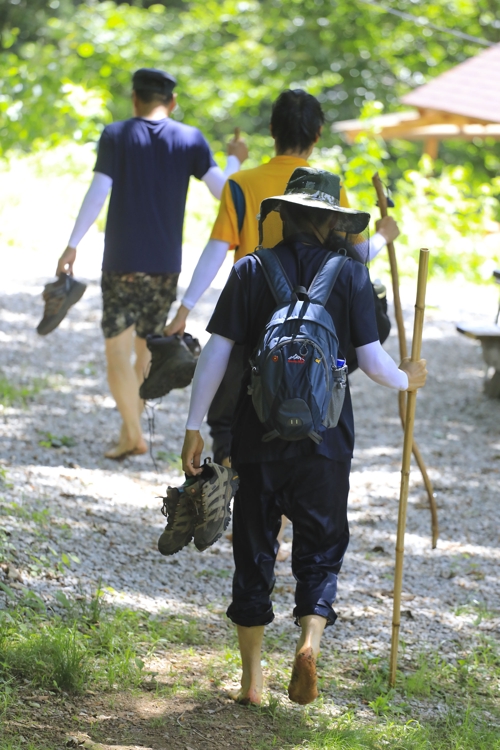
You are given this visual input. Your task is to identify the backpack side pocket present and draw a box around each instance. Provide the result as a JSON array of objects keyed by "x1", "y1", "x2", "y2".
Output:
[{"x1": 322, "y1": 364, "x2": 347, "y2": 429}]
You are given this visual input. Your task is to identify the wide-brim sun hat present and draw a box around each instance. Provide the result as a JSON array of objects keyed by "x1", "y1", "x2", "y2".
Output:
[{"x1": 259, "y1": 166, "x2": 370, "y2": 235}]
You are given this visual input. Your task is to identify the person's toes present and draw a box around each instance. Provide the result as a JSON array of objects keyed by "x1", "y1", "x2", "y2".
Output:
[
  {"x1": 288, "y1": 647, "x2": 318, "y2": 705},
  {"x1": 227, "y1": 688, "x2": 261, "y2": 706},
  {"x1": 105, "y1": 440, "x2": 147, "y2": 460}
]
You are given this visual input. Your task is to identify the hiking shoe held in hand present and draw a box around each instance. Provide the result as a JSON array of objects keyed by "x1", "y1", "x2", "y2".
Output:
[
  {"x1": 139, "y1": 333, "x2": 199, "y2": 400},
  {"x1": 190, "y1": 458, "x2": 240, "y2": 552},
  {"x1": 158, "y1": 482, "x2": 196, "y2": 556},
  {"x1": 36, "y1": 273, "x2": 87, "y2": 336},
  {"x1": 182, "y1": 332, "x2": 201, "y2": 359}
]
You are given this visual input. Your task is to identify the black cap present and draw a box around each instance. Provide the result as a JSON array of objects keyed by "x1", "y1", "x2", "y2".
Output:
[{"x1": 132, "y1": 68, "x2": 177, "y2": 95}]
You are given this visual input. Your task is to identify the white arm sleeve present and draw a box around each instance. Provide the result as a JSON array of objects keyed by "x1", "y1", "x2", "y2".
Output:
[
  {"x1": 201, "y1": 155, "x2": 241, "y2": 199},
  {"x1": 181, "y1": 239, "x2": 230, "y2": 310},
  {"x1": 67, "y1": 172, "x2": 112, "y2": 248},
  {"x1": 356, "y1": 340, "x2": 408, "y2": 390},
  {"x1": 368, "y1": 232, "x2": 387, "y2": 261},
  {"x1": 352, "y1": 232, "x2": 386, "y2": 261},
  {"x1": 186, "y1": 334, "x2": 235, "y2": 430}
]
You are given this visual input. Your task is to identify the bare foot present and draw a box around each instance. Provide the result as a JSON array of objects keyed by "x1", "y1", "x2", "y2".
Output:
[
  {"x1": 227, "y1": 687, "x2": 262, "y2": 706},
  {"x1": 227, "y1": 664, "x2": 263, "y2": 706},
  {"x1": 288, "y1": 647, "x2": 318, "y2": 705},
  {"x1": 105, "y1": 437, "x2": 148, "y2": 460}
]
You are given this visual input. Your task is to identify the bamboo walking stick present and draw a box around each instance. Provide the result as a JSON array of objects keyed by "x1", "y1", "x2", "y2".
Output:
[
  {"x1": 372, "y1": 173, "x2": 439, "y2": 549},
  {"x1": 389, "y1": 248, "x2": 429, "y2": 687}
]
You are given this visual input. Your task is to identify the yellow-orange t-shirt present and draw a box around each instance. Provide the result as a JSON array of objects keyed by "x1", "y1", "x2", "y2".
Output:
[{"x1": 210, "y1": 155, "x2": 350, "y2": 262}]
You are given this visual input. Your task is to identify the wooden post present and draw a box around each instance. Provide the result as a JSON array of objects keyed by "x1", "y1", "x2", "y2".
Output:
[
  {"x1": 423, "y1": 136, "x2": 439, "y2": 160},
  {"x1": 389, "y1": 248, "x2": 429, "y2": 688},
  {"x1": 372, "y1": 173, "x2": 439, "y2": 549}
]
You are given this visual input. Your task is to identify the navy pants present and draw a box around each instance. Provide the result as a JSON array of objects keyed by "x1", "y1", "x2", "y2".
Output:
[{"x1": 227, "y1": 455, "x2": 351, "y2": 628}]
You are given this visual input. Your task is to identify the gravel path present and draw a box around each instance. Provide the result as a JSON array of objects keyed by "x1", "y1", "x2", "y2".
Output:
[{"x1": 1, "y1": 259, "x2": 499, "y2": 663}]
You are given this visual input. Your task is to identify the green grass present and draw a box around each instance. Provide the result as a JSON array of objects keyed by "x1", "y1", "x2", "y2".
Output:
[
  {"x1": 0, "y1": 374, "x2": 44, "y2": 408},
  {"x1": 0, "y1": 587, "x2": 498, "y2": 749},
  {"x1": 0, "y1": 587, "x2": 205, "y2": 697},
  {"x1": 251, "y1": 706, "x2": 500, "y2": 749},
  {"x1": 154, "y1": 450, "x2": 183, "y2": 473},
  {"x1": 38, "y1": 432, "x2": 76, "y2": 448}
]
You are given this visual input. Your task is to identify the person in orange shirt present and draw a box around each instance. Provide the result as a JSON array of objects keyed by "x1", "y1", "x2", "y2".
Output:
[{"x1": 166, "y1": 89, "x2": 399, "y2": 468}]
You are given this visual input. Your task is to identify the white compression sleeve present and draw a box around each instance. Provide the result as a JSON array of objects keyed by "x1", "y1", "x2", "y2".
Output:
[
  {"x1": 186, "y1": 334, "x2": 235, "y2": 430},
  {"x1": 356, "y1": 340, "x2": 408, "y2": 390},
  {"x1": 67, "y1": 172, "x2": 112, "y2": 248},
  {"x1": 352, "y1": 232, "x2": 386, "y2": 261},
  {"x1": 181, "y1": 239, "x2": 230, "y2": 310},
  {"x1": 368, "y1": 232, "x2": 387, "y2": 261},
  {"x1": 201, "y1": 155, "x2": 241, "y2": 199}
]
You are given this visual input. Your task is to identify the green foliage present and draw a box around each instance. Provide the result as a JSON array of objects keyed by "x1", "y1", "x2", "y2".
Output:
[
  {"x1": 393, "y1": 159, "x2": 500, "y2": 280},
  {"x1": 155, "y1": 450, "x2": 183, "y2": 473},
  {"x1": 0, "y1": 0, "x2": 499, "y2": 166},
  {"x1": 38, "y1": 432, "x2": 76, "y2": 448},
  {"x1": 0, "y1": 583, "x2": 498, "y2": 748},
  {"x1": 316, "y1": 133, "x2": 500, "y2": 281},
  {"x1": 0, "y1": 618, "x2": 88, "y2": 692},
  {"x1": 0, "y1": 0, "x2": 499, "y2": 281},
  {"x1": 0, "y1": 374, "x2": 44, "y2": 408},
  {"x1": 0, "y1": 590, "x2": 203, "y2": 695}
]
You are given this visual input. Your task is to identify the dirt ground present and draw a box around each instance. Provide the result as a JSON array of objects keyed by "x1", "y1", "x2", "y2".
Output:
[{"x1": 1, "y1": 259, "x2": 500, "y2": 748}]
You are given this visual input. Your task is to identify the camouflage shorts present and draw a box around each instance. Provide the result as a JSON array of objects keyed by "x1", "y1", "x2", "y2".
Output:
[{"x1": 101, "y1": 272, "x2": 179, "y2": 339}]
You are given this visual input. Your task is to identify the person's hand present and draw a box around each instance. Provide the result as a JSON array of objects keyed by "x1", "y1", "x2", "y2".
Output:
[
  {"x1": 399, "y1": 358, "x2": 427, "y2": 391},
  {"x1": 182, "y1": 430, "x2": 205, "y2": 476},
  {"x1": 164, "y1": 304, "x2": 190, "y2": 336},
  {"x1": 56, "y1": 246, "x2": 77, "y2": 276},
  {"x1": 227, "y1": 127, "x2": 249, "y2": 164},
  {"x1": 375, "y1": 216, "x2": 400, "y2": 244}
]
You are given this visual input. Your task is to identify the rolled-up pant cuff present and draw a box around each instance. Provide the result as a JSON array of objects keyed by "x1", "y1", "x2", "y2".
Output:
[
  {"x1": 293, "y1": 604, "x2": 338, "y2": 628},
  {"x1": 226, "y1": 603, "x2": 275, "y2": 628}
]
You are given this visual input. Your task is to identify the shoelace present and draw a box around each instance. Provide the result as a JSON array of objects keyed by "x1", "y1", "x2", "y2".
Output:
[
  {"x1": 161, "y1": 494, "x2": 179, "y2": 524},
  {"x1": 43, "y1": 290, "x2": 65, "y2": 316}
]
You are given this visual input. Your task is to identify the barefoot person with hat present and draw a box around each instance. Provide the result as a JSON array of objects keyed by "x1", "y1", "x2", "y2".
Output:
[
  {"x1": 180, "y1": 167, "x2": 427, "y2": 705},
  {"x1": 48, "y1": 68, "x2": 248, "y2": 459},
  {"x1": 165, "y1": 89, "x2": 399, "y2": 469}
]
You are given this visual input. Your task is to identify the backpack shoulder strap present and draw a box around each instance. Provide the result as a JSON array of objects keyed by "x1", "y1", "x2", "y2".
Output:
[
  {"x1": 308, "y1": 252, "x2": 349, "y2": 306},
  {"x1": 253, "y1": 248, "x2": 294, "y2": 306},
  {"x1": 229, "y1": 179, "x2": 246, "y2": 234}
]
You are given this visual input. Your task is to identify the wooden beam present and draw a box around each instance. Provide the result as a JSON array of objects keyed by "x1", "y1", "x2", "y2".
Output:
[{"x1": 423, "y1": 136, "x2": 439, "y2": 159}]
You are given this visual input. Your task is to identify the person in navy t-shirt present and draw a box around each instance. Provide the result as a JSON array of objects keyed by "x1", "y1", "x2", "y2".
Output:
[
  {"x1": 56, "y1": 68, "x2": 248, "y2": 459},
  {"x1": 180, "y1": 168, "x2": 427, "y2": 706}
]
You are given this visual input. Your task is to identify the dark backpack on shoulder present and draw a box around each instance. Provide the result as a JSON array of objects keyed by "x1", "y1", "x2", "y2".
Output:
[{"x1": 248, "y1": 248, "x2": 349, "y2": 444}]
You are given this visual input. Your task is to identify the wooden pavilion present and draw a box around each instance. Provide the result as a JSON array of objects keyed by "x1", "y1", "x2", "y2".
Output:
[{"x1": 333, "y1": 43, "x2": 500, "y2": 157}]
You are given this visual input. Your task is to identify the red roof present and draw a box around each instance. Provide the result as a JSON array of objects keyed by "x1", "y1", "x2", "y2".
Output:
[{"x1": 402, "y1": 43, "x2": 500, "y2": 124}]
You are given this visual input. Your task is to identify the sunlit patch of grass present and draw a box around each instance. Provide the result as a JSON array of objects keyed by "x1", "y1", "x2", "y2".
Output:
[
  {"x1": 0, "y1": 620, "x2": 88, "y2": 692},
  {"x1": 155, "y1": 450, "x2": 183, "y2": 473},
  {"x1": 0, "y1": 587, "x2": 206, "y2": 696},
  {"x1": 38, "y1": 432, "x2": 76, "y2": 448},
  {"x1": 0, "y1": 582, "x2": 498, "y2": 750},
  {"x1": 0, "y1": 374, "x2": 45, "y2": 408}
]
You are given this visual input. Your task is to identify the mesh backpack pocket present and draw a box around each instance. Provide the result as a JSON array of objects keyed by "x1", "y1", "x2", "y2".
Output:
[{"x1": 248, "y1": 248, "x2": 349, "y2": 444}]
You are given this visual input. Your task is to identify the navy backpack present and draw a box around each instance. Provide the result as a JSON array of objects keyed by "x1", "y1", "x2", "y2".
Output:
[{"x1": 248, "y1": 248, "x2": 349, "y2": 444}]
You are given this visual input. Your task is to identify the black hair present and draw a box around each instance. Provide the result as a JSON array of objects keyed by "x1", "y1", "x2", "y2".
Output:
[
  {"x1": 281, "y1": 203, "x2": 334, "y2": 242},
  {"x1": 271, "y1": 89, "x2": 325, "y2": 154},
  {"x1": 280, "y1": 203, "x2": 366, "y2": 263},
  {"x1": 133, "y1": 88, "x2": 173, "y2": 106}
]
